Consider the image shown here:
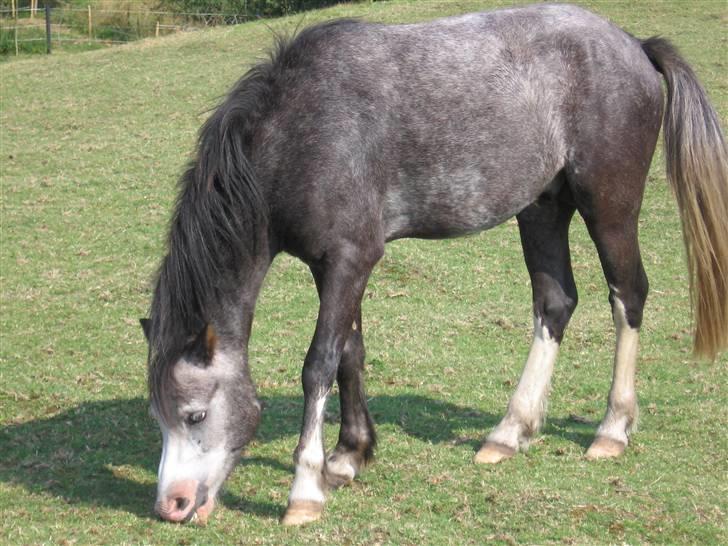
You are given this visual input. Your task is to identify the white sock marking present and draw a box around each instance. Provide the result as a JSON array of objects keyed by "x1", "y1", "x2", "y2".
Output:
[
  {"x1": 596, "y1": 297, "x2": 639, "y2": 444},
  {"x1": 488, "y1": 315, "x2": 560, "y2": 449},
  {"x1": 289, "y1": 395, "x2": 328, "y2": 504}
]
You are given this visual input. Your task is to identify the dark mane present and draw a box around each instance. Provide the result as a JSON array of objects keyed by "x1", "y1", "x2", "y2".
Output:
[
  {"x1": 146, "y1": 18, "x2": 369, "y2": 409},
  {"x1": 147, "y1": 52, "x2": 276, "y2": 407}
]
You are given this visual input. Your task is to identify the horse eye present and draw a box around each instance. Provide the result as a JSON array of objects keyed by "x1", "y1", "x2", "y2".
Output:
[{"x1": 186, "y1": 411, "x2": 207, "y2": 425}]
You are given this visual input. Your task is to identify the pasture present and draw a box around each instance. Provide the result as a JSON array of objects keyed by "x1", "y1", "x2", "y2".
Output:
[{"x1": 1, "y1": 0, "x2": 726, "y2": 544}]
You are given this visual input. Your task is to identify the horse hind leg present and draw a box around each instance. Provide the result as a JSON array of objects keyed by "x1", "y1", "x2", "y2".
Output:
[
  {"x1": 476, "y1": 187, "x2": 577, "y2": 463},
  {"x1": 582, "y1": 211, "x2": 648, "y2": 459}
]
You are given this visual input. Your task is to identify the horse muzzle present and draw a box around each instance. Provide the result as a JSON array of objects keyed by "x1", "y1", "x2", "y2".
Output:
[{"x1": 155, "y1": 480, "x2": 214, "y2": 523}]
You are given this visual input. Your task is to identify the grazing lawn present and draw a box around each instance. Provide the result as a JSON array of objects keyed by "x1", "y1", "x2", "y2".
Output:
[{"x1": 1, "y1": 1, "x2": 726, "y2": 544}]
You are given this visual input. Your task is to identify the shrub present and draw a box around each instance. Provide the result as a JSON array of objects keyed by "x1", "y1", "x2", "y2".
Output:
[{"x1": 159, "y1": 0, "x2": 347, "y2": 19}]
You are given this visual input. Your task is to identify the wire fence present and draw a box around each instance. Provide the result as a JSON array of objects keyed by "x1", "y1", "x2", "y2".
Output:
[{"x1": 0, "y1": 5, "x2": 254, "y2": 55}]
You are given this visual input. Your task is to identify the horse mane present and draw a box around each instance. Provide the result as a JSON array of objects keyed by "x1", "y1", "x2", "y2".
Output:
[
  {"x1": 147, "y1": 52, "x2": 274, "y2": 408},
  {"x1": 146, "y1": 18, "x2": 366, "y2": 411}
]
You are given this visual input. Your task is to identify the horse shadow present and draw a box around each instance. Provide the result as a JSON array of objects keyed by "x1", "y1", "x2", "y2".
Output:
[{"x1": 0, "y1": 392, "x2": 596, "y2": 519}]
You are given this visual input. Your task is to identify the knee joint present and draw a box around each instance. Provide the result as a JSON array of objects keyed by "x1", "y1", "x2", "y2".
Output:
[
  {"x1": 610, "y1": 272, "x2": 649, "y2": 329},
  {"x1": 536, "y1": 292, "x2": 577, "y2": 342},
  {"x1": 340, "y1": 331, "x2": 364, "y2": 371}
]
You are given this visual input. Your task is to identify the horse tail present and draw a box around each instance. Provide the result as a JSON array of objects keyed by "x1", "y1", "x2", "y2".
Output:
[{"x1": 642, "y1": 37, "x2": 728, "y2": 359}]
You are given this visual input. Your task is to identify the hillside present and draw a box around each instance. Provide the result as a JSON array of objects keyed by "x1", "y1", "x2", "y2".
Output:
[{"x1": 1, "y1": 1, "x2": 726, "y2": 544}]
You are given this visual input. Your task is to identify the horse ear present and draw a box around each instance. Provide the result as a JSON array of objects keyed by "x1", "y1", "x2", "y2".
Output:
[
  {"x1": 204, "y1": 323, "x2": 218, "y2": 359},
  {"x1": 139, "y1": 318, "x2": 151, "y2": 342},
  {"x1": 191, "y1": 323, "x2": 217, "y2": 364}
]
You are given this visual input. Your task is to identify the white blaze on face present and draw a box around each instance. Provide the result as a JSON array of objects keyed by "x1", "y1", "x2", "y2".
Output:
[
  {"x1": 156, "y1": 421, "x2": 230, "y2": 499},
  {"x1": 154, "y1": 352, "x2": 238, "y2": 514}
]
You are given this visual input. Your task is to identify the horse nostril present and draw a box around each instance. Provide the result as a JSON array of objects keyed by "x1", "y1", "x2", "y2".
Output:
[{"x1": 175, "y1": 497, "x2": 190, "y2": 512}]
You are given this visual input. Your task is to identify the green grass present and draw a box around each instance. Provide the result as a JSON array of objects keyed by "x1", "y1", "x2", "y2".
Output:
[{"x1": 1, "y1": 1, "x2": 727, "y2": 544}]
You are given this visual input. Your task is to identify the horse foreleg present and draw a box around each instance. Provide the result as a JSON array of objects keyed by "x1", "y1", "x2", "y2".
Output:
[
  {"x1": 282, "y1": 245, "x2": 382, "y2": 526},
  {"x1": 308, "y1": 269, "x2": 376, "y2": 489},
  {"x1": 324, "y1": 306, "x2": 377, "y2": 488}
]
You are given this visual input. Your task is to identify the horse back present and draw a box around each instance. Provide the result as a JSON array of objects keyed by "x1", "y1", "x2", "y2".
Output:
[{"x1": 252, "y1": 4, "x2": 663, "y2": 256}]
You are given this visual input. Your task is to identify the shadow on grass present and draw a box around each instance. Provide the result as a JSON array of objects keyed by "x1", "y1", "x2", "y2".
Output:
[
  {"x1": 542, "y1": 418, "x2": 598, "y2": 450},
  {"x1": 0, "y1": 397, "x2": 160, "y2": 519},
  {"x1": 0, "y1": 393, "x2": 597, "y2": 519}
]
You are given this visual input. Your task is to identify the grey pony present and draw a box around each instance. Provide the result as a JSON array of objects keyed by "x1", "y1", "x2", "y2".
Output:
[{"x1": 142, "y1": 3, "x2": 728, "y2": 525}]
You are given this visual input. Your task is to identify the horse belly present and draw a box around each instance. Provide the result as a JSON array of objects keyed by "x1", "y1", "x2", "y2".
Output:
[
  {"x1": 383, "y1": 157, "x2": 560, "y2": 241},
  {"x1": 377, "y1": 55, "x2": 568, "y2": 239}
]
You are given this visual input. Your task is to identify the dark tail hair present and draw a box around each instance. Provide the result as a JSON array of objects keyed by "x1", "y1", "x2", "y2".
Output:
[{"x1": 642, "y1": 37, "x2": 728, "y2": 359}]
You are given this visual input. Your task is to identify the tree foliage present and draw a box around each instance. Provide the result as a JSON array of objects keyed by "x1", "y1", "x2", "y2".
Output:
[{"x1": 158, "y1": 0, "x2": 345, "y2": 18}]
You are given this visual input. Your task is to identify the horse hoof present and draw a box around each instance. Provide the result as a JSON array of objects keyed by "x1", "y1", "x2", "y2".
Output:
[
  {"x1": 324, "y1": 468, "x2": 354, "y2": 489},
  {"x1": 325, "y1": 454, "x2": 358, "y2": 489},
  {"x1": 586, "y1": 436, "x2": 626, "y2": 459},
  {"x1": 474, "y1": 442, "x2": 516, "y2": 464},
  {"x1": 281, "y1": 500, "x2": 324, "y2": 526}
]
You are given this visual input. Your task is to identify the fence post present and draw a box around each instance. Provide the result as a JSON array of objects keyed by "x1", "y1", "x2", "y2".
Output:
[
  {"x1": 45, "y1": 3, "x2": 51, "y2": 54},
  {"x1": 88, "y1": 5, "x2": 92, "y2": 43},
  {"x1": 156, "y1": 21, "x2": 160, "y2": 38},
  {"x1": 11, "y1": 0, "x2": 16, "y2": 20},
  {"x1": 14, "y1": 4, "x2": 18, "y2": 56}
]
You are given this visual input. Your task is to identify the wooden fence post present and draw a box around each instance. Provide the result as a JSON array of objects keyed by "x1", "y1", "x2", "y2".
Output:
[
  {"x1": 45, "y1": 3, "x2": 51, "y2": 54},
  {"x1": 14, "y1": 4, "x2": 18, "y2": 56},
  {"x1": 11, "y1": 0, "x2": 16, "y2": 20},
  {"x1": 156, "y1": 20, "x2": 160, "y2": 37},
  {"x1": 88, "y1": 5, "x2": 92, "y2": 43}
]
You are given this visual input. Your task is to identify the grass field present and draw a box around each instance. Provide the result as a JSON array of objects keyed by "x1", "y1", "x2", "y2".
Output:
[{"x1": 1, "y1": 1, "x2": 727, "y2": 544}]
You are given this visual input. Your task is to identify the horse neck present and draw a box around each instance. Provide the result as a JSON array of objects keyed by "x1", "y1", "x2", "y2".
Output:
[{"x1": 228, "y1": 247, "x2": 274, "y2": 356}]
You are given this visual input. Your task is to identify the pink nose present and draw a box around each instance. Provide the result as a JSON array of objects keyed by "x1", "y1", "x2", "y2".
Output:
[{"x1": 155, "y1": 480, "x2": 198, "y2": 522}]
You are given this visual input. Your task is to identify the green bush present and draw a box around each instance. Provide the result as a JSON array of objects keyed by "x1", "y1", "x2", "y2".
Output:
[
  {"x1": 159, "y1": 0, "x2": 347, "y2": 18},
  {"x1": 0, "y1": 26, "x2": 47, "y2": 55},
  {"x1": 72, "y1": 1, "x2": 157, "y2": 42}
]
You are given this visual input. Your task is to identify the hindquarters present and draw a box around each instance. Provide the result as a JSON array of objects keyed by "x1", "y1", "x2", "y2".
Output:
[
  {"x1": 554, "y1": 35, "x2": 664, "y2": 458},
  {"x1": 562, "y1": 27, "x2": 664, "y2": 309},
  {"x1": 559, "y1": 33, "x2": 662, "y2": 362}
]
